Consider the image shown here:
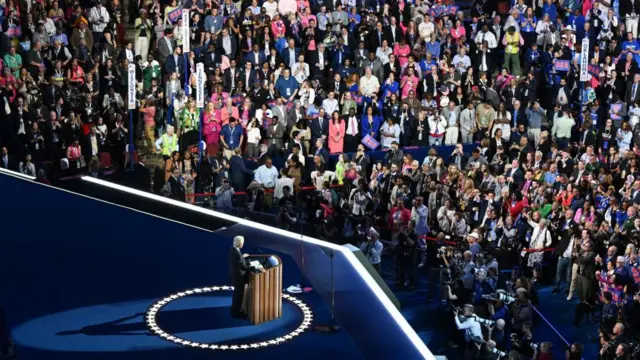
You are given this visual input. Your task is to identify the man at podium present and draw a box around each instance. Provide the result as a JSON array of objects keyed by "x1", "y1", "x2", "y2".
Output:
[{"x1": 228, "y1": 236, "x2": 263, "y2": 319}]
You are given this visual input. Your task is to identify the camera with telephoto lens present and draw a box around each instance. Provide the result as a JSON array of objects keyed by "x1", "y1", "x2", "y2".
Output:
[
  {"x1": 471, "y1": 315, "x2": 495, "y2": 327},
  {"x1": 482, "y1": 290, "x2": 517, "y2": 304}
]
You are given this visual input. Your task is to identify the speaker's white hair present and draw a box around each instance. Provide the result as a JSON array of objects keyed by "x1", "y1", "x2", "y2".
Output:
[{"x1": 233, "y1": 236, "x2": 244, "y2": 247}]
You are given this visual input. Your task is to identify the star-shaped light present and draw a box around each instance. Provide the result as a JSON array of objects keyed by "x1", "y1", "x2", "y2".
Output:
[
  {"x1": 202, "y1": 287, "x2": 212, "y2": 292},
  {"x1": 259, "y1": 342, "x2": 269, "y2": 347},
  {"x1": 240, "y1": 345, "x2": 249, "y2": 349},
  {"x1": 250, "y1": 344, "x2": 259, "y2": 349},
  {"x1": 185, "y1": 290, "x2": 194, "y2": 295},
  {"x1": 177, "y1": 292, "x2": 186, "y2": 297},
  {"x1": 169, "y1": 295, "x2": 178, "y2": 300},
  {"x1": 268, "y1": 340, "x2": 277, "y2": 345},
  {"x1": 194, "y1": 288, "x2": 203, "y2": 293},
  {"x1": 167, "y1": 336, "x2": 176, "y2": 342},
  {"x1": 212, "y1": 286, "x2": 220, "y2": 291},
  {"x1": 219, "y1": 345, "x2": 229, "y2": 350},
  {"x1": 199, "y1": 344, "x2": 209, "y2": 349},
  {"x1": 283, "y1": 335, "x2": 293, "y2": 340},
  {"x1": 229, "y1": 345, "x2": 239, "y2": 350},
  {"x1": 210, "y1": 344, "x2": 219, "y2": 350}
]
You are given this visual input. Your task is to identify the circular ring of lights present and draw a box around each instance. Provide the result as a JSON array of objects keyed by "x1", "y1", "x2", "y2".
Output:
[{"x1": 145, "y1": 286, "x2": 313, "y2": 350}]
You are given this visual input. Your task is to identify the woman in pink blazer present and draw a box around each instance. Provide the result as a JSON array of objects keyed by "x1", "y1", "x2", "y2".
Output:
[
  {"x1": 220, "y1": 97, "x2": 239, "y2": 126},
  {"x1": 203, "y1": 102, "x2": 221, "y2": 156},
  {"x1": 328, "y1": 111, "x2": 345, "y2": 154}
]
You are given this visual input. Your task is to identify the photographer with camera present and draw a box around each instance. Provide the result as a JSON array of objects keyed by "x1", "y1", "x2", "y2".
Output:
[
  {"x1": 453, "y1": 304, "x2": 484, "y2": 355},
  {"x1": 359, "y1": 228, "x2": 383, "y2": 272}
]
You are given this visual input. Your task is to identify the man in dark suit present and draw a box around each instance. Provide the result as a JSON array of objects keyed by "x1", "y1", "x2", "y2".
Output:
[
  {"x1": 308, "y1": 43, "x2": 329, "y2": 79},
  {"x1": 576, "y1": 241, "x2": 597, "y2": 304},
  {"x1": 0, "y1": 147, "x2": 16, "y2": 171},
  {"x1": 552, "y1": 212, "x2": 578, "y2": 294},
  {"x1": 237, "y1": 62, "x2": 257, "y2": 92},
  {"x1": 627, "y1": 74, "x2": 640, "y2": 105},
  {"x1": 383, "y1": 17, "x2": 401, "y2": 45},
  {"x1": 216, "y1": 28, "x2": 237, "y2": 59},
  {"x1": 129, "y1": 154, "x2": 151, "y2": 192},
  {"x1": 203, "y1": 43, "x2": 219, "y2": 73},
  {"x1": 167, "y1": 167, "x2": 186, "y2": 201},
  {"x1": 229, "y1": 236, "x2": 262, "y2": 319},
  {"x1": 368, "y1": 22, "x2": 385, "y2": 52},
  {"x1": 156, "y1": 29, "x2": 174, "y2": 66},
  {"x1": 229, "y1": 148, "x2": 254, "y2": 191},
  {"x1": 164, "y1": 47, "x2": 184, "y2": 78},
  {"x1": 313, "y1": 138, "x2": 330, "y2": 164},
  {"x1": 310, "y1": 110, "x2": 329, "y2": 150},
  {"x1": 281, "y1": 39, "x2": 301, "y2": 69},
  {"x1": 244, "y1": 44, "x2": 266, "y2": 67}
]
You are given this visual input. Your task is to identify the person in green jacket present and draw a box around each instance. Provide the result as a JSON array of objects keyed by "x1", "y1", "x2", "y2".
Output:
[{"x1": 142, "y1": 58, "x2": 162, "y2": 90}]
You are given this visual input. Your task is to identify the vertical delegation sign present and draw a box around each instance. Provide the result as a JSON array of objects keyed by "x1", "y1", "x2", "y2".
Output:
[
  {"x1": 182, "y1": 9, "x2": 190, "y2": 54},
  {"x1": 580, "y1": 38, "x2": 589, "y2": 82},
  {"x1": 127, "y1": 64, "x2": 136, "y2": 110},
  {"x1": 196, "y1": 63, "x2": 205, "y2": 108}
]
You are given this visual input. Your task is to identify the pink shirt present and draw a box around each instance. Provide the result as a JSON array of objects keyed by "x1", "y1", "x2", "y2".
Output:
[{"x1": 393, "y1": 44, "x2": 411, "y2": 68}]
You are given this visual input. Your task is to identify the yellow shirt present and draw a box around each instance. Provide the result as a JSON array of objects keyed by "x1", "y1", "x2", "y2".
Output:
[{"x1": 505, "y1": 33, "x2": 520, "y2": 54}]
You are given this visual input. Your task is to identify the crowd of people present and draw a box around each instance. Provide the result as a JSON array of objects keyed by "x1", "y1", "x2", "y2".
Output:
[{"x1": 5, "y1": 0, "x2": 640, "y2": 358}]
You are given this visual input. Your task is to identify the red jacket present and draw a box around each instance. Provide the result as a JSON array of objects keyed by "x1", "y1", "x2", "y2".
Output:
[{"x1": 389, "y1": 206, "x2": 411, "y2": 229}]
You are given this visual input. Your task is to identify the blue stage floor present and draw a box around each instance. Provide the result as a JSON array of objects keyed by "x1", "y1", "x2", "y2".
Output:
[{"x1": 11, "y1": 287, "x2": 363, "y2": 360}]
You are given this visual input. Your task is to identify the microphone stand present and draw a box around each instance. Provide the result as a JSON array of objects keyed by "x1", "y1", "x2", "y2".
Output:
[
  {"x1": 284, "y1": 204, "x2": 310, "y2": 293},
  {"x1": 313, "y1": 247, "x2": 340, "y2": 332}
]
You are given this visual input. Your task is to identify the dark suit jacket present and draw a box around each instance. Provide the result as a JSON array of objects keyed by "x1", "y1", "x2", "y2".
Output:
[
  {"x1": 308, "y1": 49, "x2": 330, "y2": 77},
  {"x1": 281, "y1": 47, "x2": 301, "y2": 68},
  {"x1": 577, "y1": 251, "x2": 597, "y2": 280},
  {"x1": 216, "y1": 36, "x2": 237, "y2": 59},
  {"x1": 130, "y1": 163, "x2": 151, "y2": 192},
  {"x1": 244, "y1": 51, "x2": 266, "y2": 67},
  {"x1": 368, "y1": 30, "x2": 385, "y2": 51},
  {"x1": 383, "y1": 25, "x2": 401, "y2": 45},
  {"x1": 203, "y1": 50, "x2": 219, "y2": 72},
  {"x1": 578, "y1": 130, "x2": 596, "y2": 147},
  {"x1": 310, "y1": 117, "x2": 329, "y2": 141},
  {"x1": 0, "y1": 155, "x2": 16, "y2": 171},
  {"x1": 626, "y1": 80, "x2": 640, "y2": 105},
  {"x1": 229, "y1": 154, "x2": 253, "y2": 190},
  {"x1": 164, "y1": 54, "x2": 184, "y2": 76},
  {"x1": 314, "y1": 146, "x2": 330, "y2": 164},
  {"x1": 228, "y1": 246, "x2": 250, "y2": 285},
  {"x1": 237, "y1": 69, "x2": 257, "y2": 90},
  {"x1": 167, "y1": 175, "x2": 186, "y2": 202}
]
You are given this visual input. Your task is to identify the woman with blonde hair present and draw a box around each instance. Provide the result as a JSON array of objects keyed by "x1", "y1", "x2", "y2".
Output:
[{"x1": 203, "y1": 101, "x2": 221, "y2": 156}]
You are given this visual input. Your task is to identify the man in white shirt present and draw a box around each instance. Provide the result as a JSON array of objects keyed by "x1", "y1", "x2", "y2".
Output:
[
  {"x1": 418, "y1": 15, "x2": 435, "y2": 40},
  {"x1": 291, "y1": 54, "x2": 309, "y2": 84},
  {"x1": 321, "y1": 91, "x2": 339, "y2": 115},
  {"x1": 254, "y1": 158, "x2": 279, "y2": 206},
  {"x1": 89, "y1": 2, "x2": 109, "y2": 43},
  {"x1": 475, "y1": 23, "x2": 497, "y2": 49},
  {"x1": 359, "y1": 67, "x2": 380, "y2": 99},
  {"x1": 454, "y1": 304, "x2": 483, "y2": 343}
]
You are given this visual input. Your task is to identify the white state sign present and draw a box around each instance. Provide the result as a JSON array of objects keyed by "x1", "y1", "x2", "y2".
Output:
[
  {"x1": 580, "y1": 38, "x2": 589, "y2": 82},
  {"x1": 182, "y1": 9, "x2": 190, "y2": 53},
  {"x1": 196, "y1": 63, "x2": 205, "y2": 108},
  {"x1": 127, "y1": 64, "x2": 136, "y2": 110}
]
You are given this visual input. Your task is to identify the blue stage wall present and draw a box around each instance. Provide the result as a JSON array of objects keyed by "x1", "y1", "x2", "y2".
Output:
[{"x1": 0, "y1": 171, "x2": 434, "y2": 360}]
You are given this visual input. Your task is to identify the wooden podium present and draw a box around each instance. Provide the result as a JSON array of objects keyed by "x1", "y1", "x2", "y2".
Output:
[{"x1": 243, "y1": 255, "x2": 283, "y2": 325}]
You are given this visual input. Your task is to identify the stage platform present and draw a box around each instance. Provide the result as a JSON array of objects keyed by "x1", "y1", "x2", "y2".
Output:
[{"x1": 0, "y1": 168, "x2": 434, "y2": 360}]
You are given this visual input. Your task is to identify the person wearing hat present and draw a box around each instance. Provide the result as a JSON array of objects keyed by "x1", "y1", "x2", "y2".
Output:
[
  {"x1": 502, "y1": 26, "x2": 523, "y2": 76},
  {"x1": 70, "y1": 17, "x2": 94, "y2": 51}
]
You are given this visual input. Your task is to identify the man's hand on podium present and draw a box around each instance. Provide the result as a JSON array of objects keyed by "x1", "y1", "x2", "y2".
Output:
[{"x1": 243, "y1": 253, "x2": 250, "y2": 258}]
